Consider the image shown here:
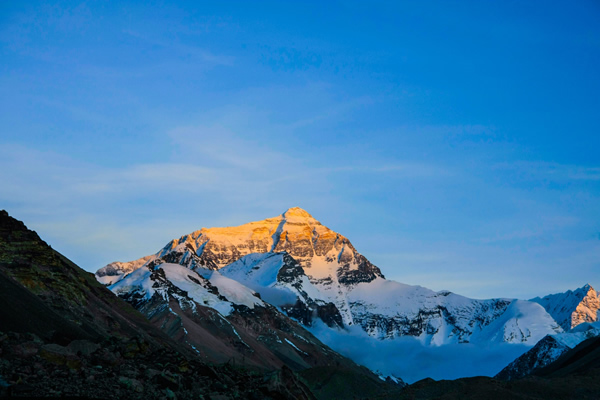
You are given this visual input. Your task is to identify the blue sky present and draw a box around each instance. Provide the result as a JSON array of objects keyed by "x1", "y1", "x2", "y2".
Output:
[{"x1": 1, "y1": 1, "x2": 599, "y2": 299}]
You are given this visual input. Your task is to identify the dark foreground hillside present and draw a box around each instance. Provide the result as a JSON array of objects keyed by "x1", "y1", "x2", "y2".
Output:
[
  {"x1": 0, "y1": 210, "x2": 401, "y2": 399},
  {"x1": 385, "y1": 372, "x2": 600, "y2": 400}
]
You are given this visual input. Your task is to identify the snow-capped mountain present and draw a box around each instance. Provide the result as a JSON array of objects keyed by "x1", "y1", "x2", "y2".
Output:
[
  {"x1": 99, "y1": 207, "x2": 383, "y2": 326},
  {"x1": 530, "y1": 284, "x2": 599, "y2": 331},
  {"x1": 97, "y1": 207, "x2": 562, "y2": 346},
  {"x1": 496, "y1": 321, "x2": 600, "y2": 380}
]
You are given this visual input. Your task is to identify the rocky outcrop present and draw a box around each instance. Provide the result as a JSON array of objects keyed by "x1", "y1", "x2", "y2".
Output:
[{"x1": 531, "y1": 284, "x2": 600, "y2": 331}]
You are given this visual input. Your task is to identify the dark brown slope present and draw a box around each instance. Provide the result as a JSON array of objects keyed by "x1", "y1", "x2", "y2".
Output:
[
  {"x1": 0, "y1": 210, "x2": 180, "y2": 347},
  {"x1": 133, "y1": 286, "x2": 404, "y2": 399},
  {"x1": 110, "y1": 239, "x2": 406, "y2": 397},
  {"x1": 0, "y1": 267, "x2": 92, "y2": 342}
]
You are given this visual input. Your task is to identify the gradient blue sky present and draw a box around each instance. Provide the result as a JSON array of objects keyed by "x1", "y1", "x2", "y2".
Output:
[{"x1": 1, "y1": 1, "x2": 599, "y2": 299}]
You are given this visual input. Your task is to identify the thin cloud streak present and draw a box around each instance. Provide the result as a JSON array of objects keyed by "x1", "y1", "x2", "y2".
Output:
[
  {"x1": 121, "y1": 29, "x2": 236, "y2": 67},
  {"x1": 325, "y1": 163, "x2": 452, "y2": 177},
  {"x1": 494, "y1": 161, "x2": 600, "y2": 182}
]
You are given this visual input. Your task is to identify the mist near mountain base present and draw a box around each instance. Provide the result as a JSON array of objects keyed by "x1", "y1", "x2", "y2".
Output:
[
  {"x1": 309, "y1": 322, "x2": 531, "y2": 383},
  {"x1": 250, "y1": 285, "x2": 298, "y2": 306}
]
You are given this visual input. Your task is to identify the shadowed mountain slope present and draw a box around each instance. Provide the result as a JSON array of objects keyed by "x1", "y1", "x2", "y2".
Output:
[
  {"x1": 535, "y1": 335, "x2": 600, "y2": 379},
  {"x1": 0, "y1": 210, "x2": 174, "y2": 346}
]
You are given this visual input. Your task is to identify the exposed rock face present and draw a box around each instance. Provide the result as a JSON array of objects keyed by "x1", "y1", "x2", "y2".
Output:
[
  {"x1": 531, "y1": 284, "x2": 600, "y2": 331},
  {"x1": 572, "y1": 286, "x2": 600, "y2": 327},
  {"x1": 154, "y1": 207, "x2": 384, "y2": 281}
]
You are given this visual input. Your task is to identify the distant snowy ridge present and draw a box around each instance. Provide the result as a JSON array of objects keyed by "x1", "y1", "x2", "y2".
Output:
[
  {"x1": 531, "y1": 284, "x2": 599, "y2": 331},
  {"x1": 220, "y1": 252, "x2": 561, "y2": 345},
  {"x1": 96, "y1": 207, "x2": 562, "y2": 347}
]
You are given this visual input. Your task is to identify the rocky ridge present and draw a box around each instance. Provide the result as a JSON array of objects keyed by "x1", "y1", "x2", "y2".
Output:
[{"x1": 531, "y1": 284, "x2": 600, "y2": 331}]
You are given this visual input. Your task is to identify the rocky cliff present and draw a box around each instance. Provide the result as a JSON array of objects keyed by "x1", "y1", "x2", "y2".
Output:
[{"x1": 531, "y1": 284, "x2": 600, "y2": 331}]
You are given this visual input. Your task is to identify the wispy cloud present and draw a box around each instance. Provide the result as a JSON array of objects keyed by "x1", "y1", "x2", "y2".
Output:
[
  {"x1": 0, "y1": 105, "x2": 453, "y2": 266},
  {"x1": 122, "y1": 29, "x2": 235, "y2": 67},
  {"x1": 494, "y1": 161, "x2": 600, "y2": 181},
  {"x1": 476, "y1": 214, "x2": 581, "y2": 244},
  {"x1": 168, "y1": 125, "x2": 293, "y2": 170},
  {"x1": 325, "y1": 163, "x2": 452, "y2": 178}
]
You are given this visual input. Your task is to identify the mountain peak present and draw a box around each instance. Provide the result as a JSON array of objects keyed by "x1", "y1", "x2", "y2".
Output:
[
  {"x1": 282, "y1": 207, "x2": 314, "y2": 219},
  {"x1": 582, "y1": 283, "x2": 594, "y2": 292},
  {"x1": 532, "y1": 284, "x2": 599, "y2": 331},
  {"x1": 280, "y1": 207, "x2": 320, "y2": 225}
]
